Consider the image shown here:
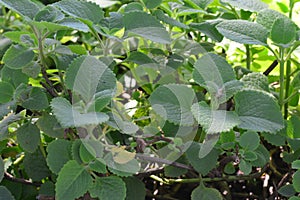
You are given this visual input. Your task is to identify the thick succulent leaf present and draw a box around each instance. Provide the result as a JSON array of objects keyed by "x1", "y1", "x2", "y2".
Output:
[
  {"x1": 37, "y1": 113, "x2": 64, "y2": 138},
  {"x1": 154, "y1": 10, "x2": 188, "y2": 29},
  {"x1": 142, "y1": 0, "x2": 162, "y2": 9},
  {"x1": 190, "y1": 20, "x2": 224, "y2": 42},
  {"x1": 192, "y1": 102, "x2": 240, "y2": 134},
  {"x1": 89, "y1": 176, "x2": 126, "y2": 200},
  {"x1": 239, "y1": 131, "x2": 260, "y2": 151},
  {"x1": 0, "y1": 186, "x2": 15, "y2": 200},
  {"x1": 0, "y1": 82, "x2": 14, "y2": 103},
  {"x1": 16, "y1": 123, "x2": 40, "y2": 153},
  {"x1": 24, "y1": 150, "x2": 51, "y2": 181},
  {"x1": 149, "y1": 84, "x2": 196, "y2": 126},
  {"x1": 235, "y1": 90, "x2": 284, "y2": 133},
  {"x1": 54, "y1": 0, "x2": 104, "y2": 24},
  {"x1": 124, "y1": 177, "x2": 146, "y2": 200},
  {"x1": 124, "y1": 11, "x2": 171, "y2": 44},
  {"x1": 0, "y1": 0, "x2": 40, "y2": 19},
  {"x1": 271, "y1": 17, "x2": 296, "y2": 47},
  {"x1": 46, "y1": 139, "x2": 72, "y2": 174},
  {"x1": 56, "y1": 160, "x2": 93, "y2": 200},
  {"x1": 191, "y1": 185, "x2": 222, "y2": 200},
  {"x1": 221, "y1": 0, "x2": 268, "y2": 12},
  {"x1": 241, "y1": 72, "x2": 269, "y2": 92},
  {"x1": 2, "y1": 45, "x2": 34, "y2": 69},
  {"x1": 0, "y1": 157, "x2": 4, "y2": 182},
  {"x1": 51, "y1": 97, "x2": 109, "y2": 128},
  {"x1": 65, "y1": 55, "x2": 116, "y2": 104},
  {"x1": 193, "y1": 53, "x2": 241, "y2": 107},
  {"x1": 186, "y1": 142, "x2": 220, "y2": 175},
  {"x1": 256, "y1": 9, "x2": 292, "y2": 31},
  {"x1": 216, "y1": 20, "x2": 268, "y2": 45}
]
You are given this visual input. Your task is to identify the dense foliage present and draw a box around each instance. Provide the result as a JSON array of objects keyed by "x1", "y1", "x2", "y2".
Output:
[{"x1": 0, "y1": 0, "x2": 300, "y2": 199}]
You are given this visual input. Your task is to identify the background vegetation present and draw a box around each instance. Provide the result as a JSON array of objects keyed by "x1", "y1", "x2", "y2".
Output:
[{"x1": 0, "y1": 0, "x2": 300, "y2": 199}]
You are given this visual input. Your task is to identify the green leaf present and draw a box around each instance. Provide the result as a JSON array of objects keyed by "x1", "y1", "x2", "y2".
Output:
[
  {"x1": 292, "y1": 160, "x2": 300, "y2": 169},
  {"x1": 89, "y1": 176, "x2": 126, "y2": 200},
  {"x1": 190, "y1": 20, "x2": 224, "y2": 42},
  {"x1": 22, "y1": 62, "x2": 41, "y2": 79},
  {"x1": 34, "y1": 5, "x2": 64, "y2": 22},
  {"x1": 21, "y1": 87, "x2": 49, "y2": 110},
  {"x1": 1, "y1": 67, "x2": 29, "y2": 88},
  {"x1": 239, "y1": 131, "x2": 260, "y2": 151},
  {"x1": 0, "y1": 157, "x2": 4, "y2": 182},
  {"x1": 186, "y1": 142, "x2": 220, "y2": 175},
  {"x1": 124, "y1": 11, "x2": 171, "y2": 44},
  {"x1": 193, "y1": 0, "x2": 214, "y2": 9},
  {"x1": 261, "y1": 132, "x2": 286, "y2": 146},
  {"x1": 56, "y1": 160, "x2": 93, "y2": 200},
  {"x1": 79, "y1": 140, "x2": 104, "y2": 163},
  {"x1": 124, "y1": 176, "x2": 146, "y2": 200},
  {"x1": 164, "y1": 156, "x2": 188, "y2": 177},
  {"x1": 39, "y1": 181, "x2": 55, "y2": 197},
  {"x1": 0, "y1": 113, "x2": 22, "y2": 141},
  {"x1": 0, "y1": 0, "x2": 40, "y2": 19},
  {"x1": 241, "y1": 72, "x2": 269, "y2": 92},
  {"x1": 153, "y1": 10, "x2": 188, "y2": 29},
  {"x1": 278, "y1": 184, "x2": 297, "y2": 197},
  {"x1": 16, "y1": 123, "x2": 40, "y2": 153},
  {"x1": 191, "y1": 185, "x2": 222, "y2": 200},
  {"x1": 0, "y1": 82, "x2": 14, "y2": 103},
  {"x1": 221, "y1": 0, "x2": 268, "y2": 12},
  {"x1": 293, "y1": 170, "x2": 300, "y2": 192},
  {"x1": 149, "y1": 84, "x2": 195, "y2": 126},
  {"x1": 51, "y1": 97, "x2": 109, "y2": 128},
  {"x1": 192, "y1": 102, "x2": 240, "y2": 134},
  {"x1": 192, "y1": 53, "x2": 242, "y2": 107},
  {"x1": 235, "y1": 90, "x2": 284, "y2": 133},
  {"x1": 0, "y1": 186, "x2": 15, "y2": 200},
  {"x1": 224, "y1": 162, "x2": 235, "y2": 174},
  {"x1": 2, "y1": 45, "x2": 34, "y2": 69},
  {"x1": 65, "y1": 55, "x2": 116, "y2": 104},
  {"x1": 253, "y1": 145, "x2": 270, "y2": 166},
  {"x1": 37, "y1": 113, "x2": 64, "y2": 138},
  {"x1": 239, "y1": 159, "x2": 252, "y2": 175},
  {"x1": 271, "y1": 17, "x2": 296, "y2": 47},
  {"x1": 243, "y1": 151, "x2": 258, "y2": 161},
  {"x1": 23, "y1": 149, "x2": 51, "y2": 181},
  {"x1": 88, "y1": 159, "x2": 107, "y2": 174},
  {"x1": 46, "y1": 139, "x2": 72, "y2": 174},
  {"x1": 54, "y1": 0, "x2": 104, "y2": 24},
  {"x1": 142, "y1": 0, "x2": 162, "y2": 9},
  {"x1": 216, "y1": 20, "x2": 268, "y2": 45},
  {"x1": 257, "y1": 9, "x2": 291, "y2": 31}
]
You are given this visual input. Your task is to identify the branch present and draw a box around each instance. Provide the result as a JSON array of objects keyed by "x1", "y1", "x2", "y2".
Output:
[{"x1": 4, "y1": 172, "x2": 41, "y2": 187}]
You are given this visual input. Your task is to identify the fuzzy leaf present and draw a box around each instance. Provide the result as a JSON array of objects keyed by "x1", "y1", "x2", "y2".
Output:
[
  {"x1": 54, "y1": 0, "x2": 104, "y2": 24},
  {"x1": 241, "y1": 72, "x2": 269, "y2": 92},
  {"x1": 89, "y1": 176, "x2": 126, "y2": 200},
  {"x1": 21, "y1": 87, "x2": 49, "y2": 110},
  {"x1": 191, "y1": 185, "x2": 222, "y2": 200},
  {"x1": 239, "y1": 131, "x2": 260, "y2": 151},
  {"x1": 124, "y1": 177, "x2": 146, "y2": 200},
  {"x1": 24, "y1": 149, "x2": 51, "y2": 181},
  {"x1": 154, "y1": 10, "x2": 188, "y2": 29},
  {"x1": 56, "y1": 160, "x2": 93, "y2": 200},
  {"x1": 0, "y1": 157, "x2": 4, "y2": 182},
  {"x1": 124, "y1": 11, "x2": 171, "y2": 44},
  {"x1": 51, "y1": 97, "x2": 109, "y2": 128},
  {"x1": 0, "y1": 186, "x2": 15, "y2": 200},
  {"x1": 192, "y1": 102, "x2": 240, "y2": 134},
  {"x1": 190, "y1": 20, "x2": 223, "y2": 42},
  {"x1": 221, "y1": 0, "x2": 268, "y2": 12},
  {"x1": 235, "y1": 90, "x2": 284, "y2": 133},
  {"x1": 149, "y1": 84, "x2": 195, "y2": 126},
  {"x1": 142, "y1": 0, "x2": 162, "y2": 9},
  {"x1": 37, "y1": 113, "x2": 64, "y2": 138},
  {"x1": 65, "y1": 55, "x2": 116, "y2": 105},
  {"x1": 0, "y1": 82, "x2": 14, "y2": 103},
  {"x1": 293, "y1": 170, "x2": 300, "y2": 192},
  {"x1": 16, "y1": 123, "x2": 40, "y2": 153},
  {"x1": 2, "y1": 45, "x2": 34, "y2": 69},
  {"x1": 216, "y1": 20, "x2": 268, "y2": 45},
  {"x1": 46, "y1": 139, "x2": 72, "y2": 174},
  {"x1": 256, "y1": 9, "x2": 291, "y2": 31},
  {"x1": 0, "y1": 0, "x2": 40, "y2": 19},
  {"x1": 271, "y1": 17, "x2": 296, "y2": 47}
]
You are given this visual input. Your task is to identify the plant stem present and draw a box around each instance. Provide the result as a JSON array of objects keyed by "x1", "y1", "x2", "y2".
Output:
[
  {"x1": 284, "y1": 60, "x2": 291, "y2": 119},
  {"x1": 245, "y1": 44, "x2": 251, "y2": 70},
  {"x1": 279, "y1": 47, "x2": 285, "y2": 110}
]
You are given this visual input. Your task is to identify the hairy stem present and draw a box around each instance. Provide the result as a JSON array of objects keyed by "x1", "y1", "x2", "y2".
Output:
[{"x1": 245, "y1": 44, "x2": 251, "y2": 70}]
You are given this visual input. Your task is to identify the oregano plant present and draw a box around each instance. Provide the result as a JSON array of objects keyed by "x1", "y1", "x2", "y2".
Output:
[{"x1": 0, "y1": 0, "x2": 300, "y2": 199}]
